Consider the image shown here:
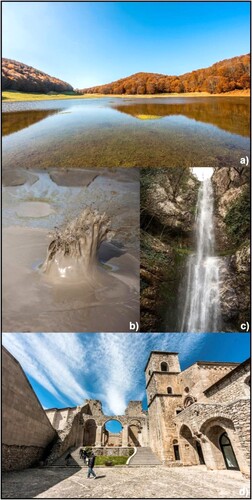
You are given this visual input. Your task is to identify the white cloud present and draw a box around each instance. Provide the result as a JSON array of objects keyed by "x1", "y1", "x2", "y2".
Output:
[
  {"x1": 2, "y1": 332, "x2": 205, "y2": 415},
  {"x1": 2, "y1": 333, "x2": 88, "y2": 405}
]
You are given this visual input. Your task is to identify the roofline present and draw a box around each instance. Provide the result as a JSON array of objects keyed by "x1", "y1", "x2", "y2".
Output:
[
  {"x1": 181, "y1": 360, "x2": 239, "y2": 374},
  {"x1": 204, "y1": 358, "x2": 250, "y2": 394},
  {"x1": 45, "y1": 406, "x2": 77, "y2": 412},
  {"x1": 144, "y1": 351, "x2": 179, "y2": 371}
]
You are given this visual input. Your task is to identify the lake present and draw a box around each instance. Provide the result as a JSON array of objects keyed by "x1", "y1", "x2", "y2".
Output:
[{"x1": 2, "y1": 97, "x2": 250, "y2": 168}]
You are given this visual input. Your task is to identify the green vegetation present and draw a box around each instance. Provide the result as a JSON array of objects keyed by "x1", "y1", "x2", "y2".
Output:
[
  {"x1": 224, "y1": 187, "x2": 250, "y2": 245},
  {"x1": 2, "y1": 90, "x2": 97, "y2": 102},
  {"x1": 95, "y1": 456, "x2": 129, "y2": 466}
]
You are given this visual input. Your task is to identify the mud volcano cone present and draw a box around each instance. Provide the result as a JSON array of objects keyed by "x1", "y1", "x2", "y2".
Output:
[{"x1": 42, "y1": 208, "x2": 114, "y2": 283}]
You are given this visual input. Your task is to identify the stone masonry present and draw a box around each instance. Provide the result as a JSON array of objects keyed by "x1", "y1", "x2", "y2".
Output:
[
  {"x1": 2, "y1": 347, "x2": 250, "y2": 477},
  {"x1": 2, "y1": 347, "x2": 57, "y2": 471}
]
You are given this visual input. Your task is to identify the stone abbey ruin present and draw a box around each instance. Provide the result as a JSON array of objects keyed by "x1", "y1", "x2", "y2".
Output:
[{"x1": 2, "y1": 347, "x2": 250, "y2": 476}]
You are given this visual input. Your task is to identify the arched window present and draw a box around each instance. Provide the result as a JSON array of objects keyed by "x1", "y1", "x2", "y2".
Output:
[
  {"x1": 183, "y1": 395, "x2": 195, "y2": 408},
  {"x1": 167, "y1": 386, "x2": 173, "y2": 394},
  {"x1": 184, "y1": 387, "x2": 190, "y2": 393},
  {"x1": 161, "y1": 362, "x2": 168, "y2": 372},
  {"x1": 219, "y1": 432, "x2": 239, "y2": 471}
]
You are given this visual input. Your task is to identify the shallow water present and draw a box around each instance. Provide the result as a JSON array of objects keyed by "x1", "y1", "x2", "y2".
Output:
[
  {"x1": 2, "y1": 168, "x2": 139, "y2": 332},
  {"x1": 2, "y1": 97, "x2": 250, "y2": 168}
]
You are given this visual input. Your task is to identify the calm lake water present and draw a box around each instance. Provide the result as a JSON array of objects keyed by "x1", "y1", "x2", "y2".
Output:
[{"x1": 2, "y1": 97, "x2": 250, "y2": 168}]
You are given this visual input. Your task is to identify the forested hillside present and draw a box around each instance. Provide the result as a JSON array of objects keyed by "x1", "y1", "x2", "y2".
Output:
[
  {"x1": 79, "y1": 54, "x2": 250, "y2": 95},
  {"x1": 2, "y1": 58, "x2": 73, "y2": 93}
]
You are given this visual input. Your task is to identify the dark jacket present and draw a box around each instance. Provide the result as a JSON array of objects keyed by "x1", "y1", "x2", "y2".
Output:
[{"x1": 88, "y1": 455, "x2": 95, "y2": 468}]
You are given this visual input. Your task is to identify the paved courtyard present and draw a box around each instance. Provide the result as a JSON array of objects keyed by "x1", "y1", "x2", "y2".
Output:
[{"x1": 2, "y1": 466, "x2": 250, "y2": 499}]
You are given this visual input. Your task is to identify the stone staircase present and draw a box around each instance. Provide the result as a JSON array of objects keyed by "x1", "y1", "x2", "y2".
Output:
[
  {"x1": 128, "y1": 447, "x2": 161, "y2": 466},
  {"x1": 48, "y1": 447, "x2": 86, "y2": 467}
]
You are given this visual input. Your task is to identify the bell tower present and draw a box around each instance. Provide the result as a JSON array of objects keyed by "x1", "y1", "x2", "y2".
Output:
[{"x1": 145, "y1": 351, "x2": 183, "y2": 463}]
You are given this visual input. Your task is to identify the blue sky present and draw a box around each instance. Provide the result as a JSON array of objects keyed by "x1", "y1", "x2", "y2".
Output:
[
  {"x1": 2, "y1": 2, "x2": 250, "y2": 88},
  {"x1": 2, "y1": 333, "x2": 250, "y2": 416}
]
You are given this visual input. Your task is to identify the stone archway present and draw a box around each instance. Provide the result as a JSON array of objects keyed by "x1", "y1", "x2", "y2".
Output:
[
  {"x1": 200, "y1": 417, "x2": 240, "y2": 472},
  {"x1": 102, "y1": 419, "x2": 123, "y2": 447},
  {"x1": 83, "y1": 419, "x2": 97, "y2": 446},
  {"x1": 179, "y1": 424, "x2": 201, "y2": 466}
]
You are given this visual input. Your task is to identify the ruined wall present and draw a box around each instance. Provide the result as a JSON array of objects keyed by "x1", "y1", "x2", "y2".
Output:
[
  {"x1": 2, "y1": 347, "x2": 57, "y2": 471},
  {"x1": 46, "y1": 407, "x2": 77, "y2": 431}
]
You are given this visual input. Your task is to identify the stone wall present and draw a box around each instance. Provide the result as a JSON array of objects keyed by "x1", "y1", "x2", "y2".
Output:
[
  {"x1": 148, "y1": 395, "x2": 183, "y2": 463},
  {"x1": 2, "y1": 347, "x2": 57, "y2": 471},
  {"x1": 175, "y1": 399, "x2": 250, "y2": 476},
  {"x1": 204, "y1": 360, "x2": 250, "y2": 404},
  {"x1": 46, "y1": 400, "x2": 149, "y2": 464},
  {"x1": 46, "y1": 407, "x2": 77, "y2": 431},
  {"x1": 179, "y1": 362, "x2": 238, "y2": 403},
  {"x1": 88, "y1": 447, "x2": 133, "y2": 457}
]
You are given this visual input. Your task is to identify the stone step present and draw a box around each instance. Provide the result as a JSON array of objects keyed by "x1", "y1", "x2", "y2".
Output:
[
  {"x1": 50, "y1": 447, "x2": 86, "y2": 467},
  {"x1": 129, "y1": 447, "x2": 161, "y2": 466}
]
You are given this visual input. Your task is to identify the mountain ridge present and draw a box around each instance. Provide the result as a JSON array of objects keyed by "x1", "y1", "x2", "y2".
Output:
[
  {"x1": 79, "y1": 54, "x2": 250, "y2": 95},
  {"x1": 2, "y1": 58, "x2": 73, "y2": 93}
]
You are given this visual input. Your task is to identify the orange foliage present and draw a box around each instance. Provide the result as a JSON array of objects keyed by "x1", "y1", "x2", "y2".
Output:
[
  {"x1": 2, "y1": 58, "x2": 73, "y2": 93},
  {"x1": 79, "y1": 54, "x2": 250, "y2": 95}
]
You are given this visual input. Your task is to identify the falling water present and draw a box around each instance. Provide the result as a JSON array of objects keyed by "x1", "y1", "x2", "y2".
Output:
[{"x1": 181, "y1": 177, "x2": 221, "y2": 332}]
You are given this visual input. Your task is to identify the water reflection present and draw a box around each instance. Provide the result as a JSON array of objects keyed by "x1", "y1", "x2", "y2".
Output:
[
  {"x1": 2, "y1": 97, "x2": 250, "y2": 168},
  {"x1": 2, "y1": 109, "x2": 61, "y2": 136},
  {"x1": 113, "y1": 98, "x2": 250, "y2": 137}
]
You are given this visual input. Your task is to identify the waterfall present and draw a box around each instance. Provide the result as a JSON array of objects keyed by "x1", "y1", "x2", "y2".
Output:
[{"x1": 181, "y1": 177, "x2": 221, "y2": 332}]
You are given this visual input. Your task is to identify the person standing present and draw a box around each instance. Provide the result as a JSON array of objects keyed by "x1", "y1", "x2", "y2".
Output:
[{"x1": 87, "y1": 452, "x2": 97, "y2": 479}]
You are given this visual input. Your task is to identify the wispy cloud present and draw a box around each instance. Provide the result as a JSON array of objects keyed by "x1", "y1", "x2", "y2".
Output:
[
  {"x1": 3, "y1": 332, "x2": 243, "y2": 417},
  {"x1": 2, "y1": 333, "x2": 88, "y2": 405}
]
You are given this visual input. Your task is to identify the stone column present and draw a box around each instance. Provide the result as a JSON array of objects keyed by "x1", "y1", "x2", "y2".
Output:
[
  {"x1": 122, "y1": 425, "x2": 128, "y2": 447},
  {"x1": 95, "y1": 425, "x2": 103, "y2": 447}
]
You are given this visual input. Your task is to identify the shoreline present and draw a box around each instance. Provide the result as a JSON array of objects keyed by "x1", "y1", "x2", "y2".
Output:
[{"x1": 2, "y1": 89, "x2": 250, "y2": 103}]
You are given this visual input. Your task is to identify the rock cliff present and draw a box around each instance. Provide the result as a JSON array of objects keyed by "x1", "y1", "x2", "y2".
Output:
[
  {"x1": 141, "y1": 167, "x2": 250, "y2": 332},
  {"x1": 141, "y1": 168, "x2": 199, "y2": 332},
  {"x1": 212, "y1": 167, "x2": 250, "y2": 330}
]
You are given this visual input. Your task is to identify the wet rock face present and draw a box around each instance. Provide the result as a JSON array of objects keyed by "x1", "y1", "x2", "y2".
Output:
[
  {"x1": 218, "y1": 245, "x2": 250, "y2": 331},
  {"x1": 212, "y1": 166, "x2": 250, "y2": 251},
  {"x1": 141, "y1": 168, "x2": 199, "y2": 332},
  {"x1": 212, "y1": 166, "x2": 250, "y2": 330},
  {"x1": 142, "y1": 168, "x2": 199, "y2": 235}
]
